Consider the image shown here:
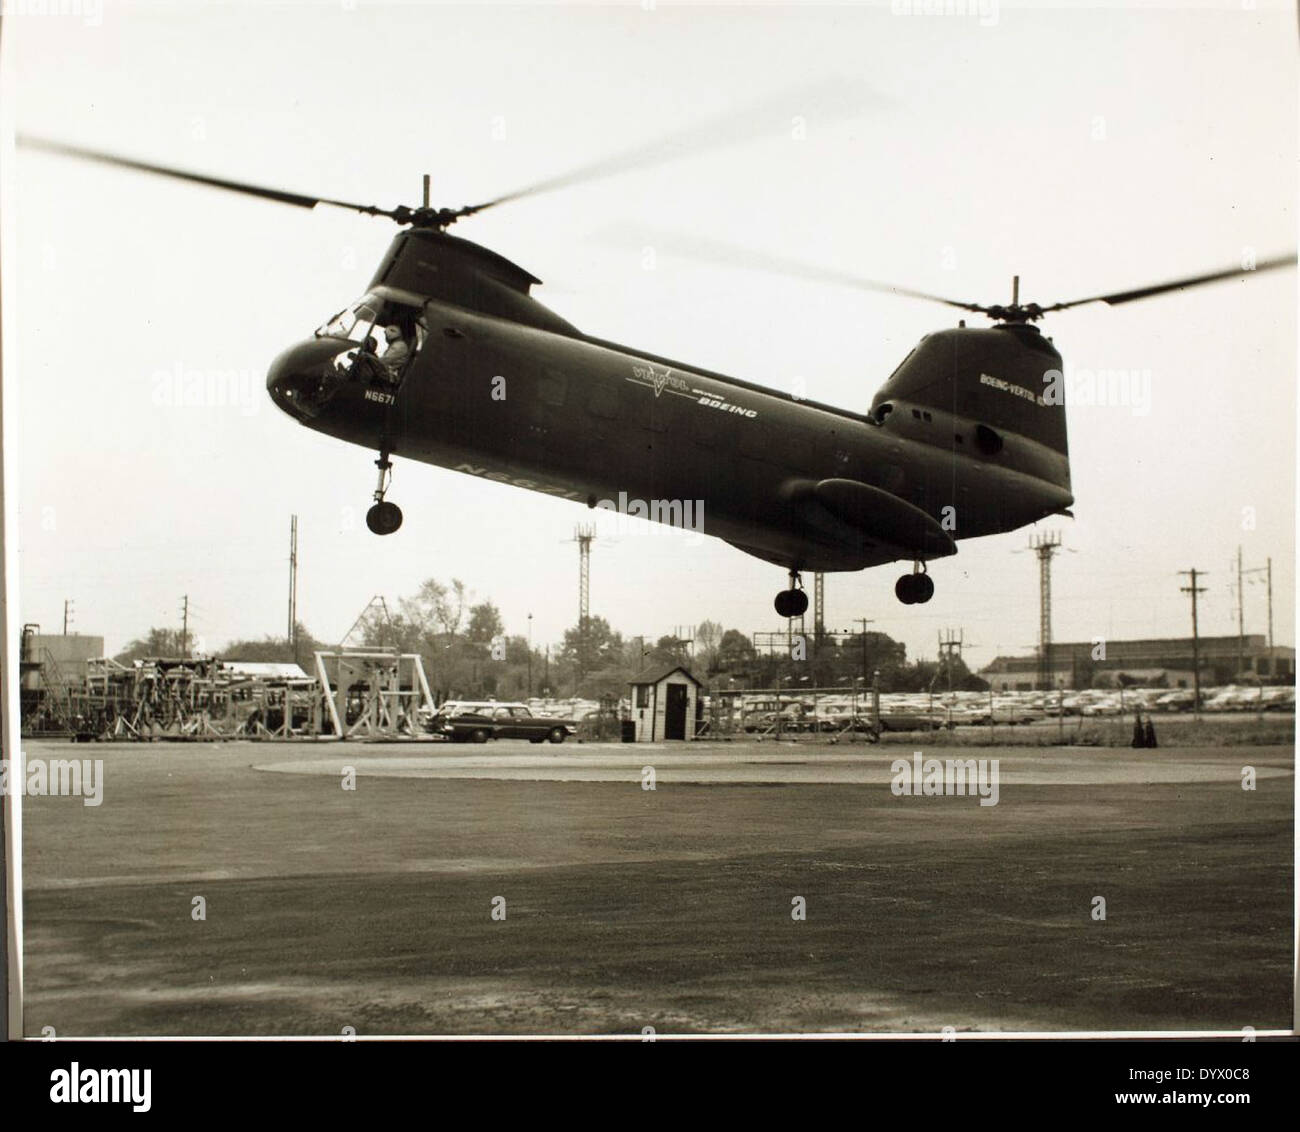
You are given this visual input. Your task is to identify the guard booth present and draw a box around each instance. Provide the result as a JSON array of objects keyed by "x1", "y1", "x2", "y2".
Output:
[{"x1": 628, "y1": 665, "x2": 702, "y2": 742}]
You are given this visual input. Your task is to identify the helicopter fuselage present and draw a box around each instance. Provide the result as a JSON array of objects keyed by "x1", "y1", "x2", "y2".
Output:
[{"x1": 267, "y1": 229, "x2": 1073, "y2": 574}]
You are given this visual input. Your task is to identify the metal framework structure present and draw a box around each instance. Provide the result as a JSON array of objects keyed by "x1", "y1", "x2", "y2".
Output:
[
  {"x1": 314, "y1": 648, "x2": 434, "y2": 740},
  {"x1": 1031, "y1": 532, "x2": 1062, "y2": 690},
  {"x1": 22, "y1": 653, "x2": 323, "y2": 741},
  {"x1": 573, "y1": 524, "x2": 595, "y2": 631}
]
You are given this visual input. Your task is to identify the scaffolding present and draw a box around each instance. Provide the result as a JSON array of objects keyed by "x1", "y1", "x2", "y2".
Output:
[
  {"x1": 314, "y1": 648, "x2": 435, "y2": 740},
  {"x1": 22, "y1": 653, "x2": 325, "y2": 741}
]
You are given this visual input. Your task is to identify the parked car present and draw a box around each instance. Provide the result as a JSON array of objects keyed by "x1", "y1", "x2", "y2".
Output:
[{"x1": 430, "y1": 700, "x2": 578, "y2": 743}]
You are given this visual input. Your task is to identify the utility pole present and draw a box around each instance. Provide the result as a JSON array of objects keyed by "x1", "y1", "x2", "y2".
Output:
[
  {"x1": 527, "y1": 612, "x2": 533, "y2": 699},
  {"x1": 287, "y1": 514, "x2": 298, "y2": 647},
  {"x1": 180, "y1": 594, "x2": 190, "y2": 657},
  {"x1": 853, "y1": 617, "x2": 874, "y2": 691},
  {"x1": 1266, "y1": 557, "x2": 1273, "y2": 655},
  {"x1": 62, "y1": 599, "x2": 73, "y2": 636},
  {"x1": 1179, "y1": 569, "x2": 1207, "y2": 713},
  {"x1": 1236, "y1": 546, "x2": 1244, "y2": 678},
  {"x1": 1031, "y1": 532, "x2": 1062, "y2": 691},
  {"x1": 1241, "y1": 555, "x2": 1275, "y2": 679},
  {"x1": 813, "y1": 572, "x2": 825, "y2": 644}
]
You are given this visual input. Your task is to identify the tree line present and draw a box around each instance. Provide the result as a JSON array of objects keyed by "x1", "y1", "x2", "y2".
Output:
[{"x1": 114, "y1": 576, "x2": 987, "y2": 700}]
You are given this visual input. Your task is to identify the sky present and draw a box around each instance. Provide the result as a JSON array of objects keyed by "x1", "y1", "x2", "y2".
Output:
[{"x1": 3, "y1": 0, "x2": 1296, "y2": 672}]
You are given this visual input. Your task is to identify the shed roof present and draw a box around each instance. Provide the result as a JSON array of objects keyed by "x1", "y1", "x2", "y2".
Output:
[{"x1": 629, "y1": 664, "x2": 702, "y2": 687}]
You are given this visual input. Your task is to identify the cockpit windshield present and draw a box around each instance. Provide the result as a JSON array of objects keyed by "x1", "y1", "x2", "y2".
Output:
[{"x1": 316, "y1": 295, "x2": 385, "y2": 344}]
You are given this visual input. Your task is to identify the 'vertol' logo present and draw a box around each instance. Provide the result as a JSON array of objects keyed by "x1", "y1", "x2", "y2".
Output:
[{"x1": 630, "y1": 363, "x2": 687, "y2": 398}]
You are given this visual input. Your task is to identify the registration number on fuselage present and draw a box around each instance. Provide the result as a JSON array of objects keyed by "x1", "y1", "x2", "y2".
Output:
[
  {"x1": 455, "y1": 462, "x2": 584, "y2": 501},
  {"x1": 364, "y1": 389, "x2": 396, "y2": 405}
]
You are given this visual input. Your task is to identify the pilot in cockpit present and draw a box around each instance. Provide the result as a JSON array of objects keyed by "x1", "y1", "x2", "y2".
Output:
[{"x1": 382, "y1": 325, "x2": 410, "y2": 382}]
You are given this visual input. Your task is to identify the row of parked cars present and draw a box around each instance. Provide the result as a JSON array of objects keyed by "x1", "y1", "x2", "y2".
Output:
[
  {"x1": 711, "y1": 684, "x2": 1296, "y2": 734},
  {"x1": 421, "y1": 683, "x2": 1294, "y2": 744}
]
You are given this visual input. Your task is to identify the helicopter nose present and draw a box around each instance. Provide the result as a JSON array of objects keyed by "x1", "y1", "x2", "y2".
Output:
[{"x1": 267, "y1": 337, "x2": 353, "y2": 420}]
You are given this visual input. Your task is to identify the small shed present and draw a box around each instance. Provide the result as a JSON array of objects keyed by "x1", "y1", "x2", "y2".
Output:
[{"x1": 628, "y1": 664, "x2": 703, "y2": 742}]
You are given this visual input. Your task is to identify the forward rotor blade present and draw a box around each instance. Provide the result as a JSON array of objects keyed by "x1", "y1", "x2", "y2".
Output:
[
  {"x1": 1043, "y1": 254, "x2": 1297, "y2": 311},
  {"x1": 605, "y1": 223, "x2": 985, "y2": 313},
  {"x1": 458, "y1": 80, "x2": 884, "y2": 218},
  {"x1": 19, "y1": 136, "x2": 398, "y2": 218}
]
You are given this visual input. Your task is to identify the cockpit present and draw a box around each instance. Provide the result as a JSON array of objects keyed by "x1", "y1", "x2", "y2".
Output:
[
  {"x1": 316, "y1": 289, "x2": 428, "y2": 386},
  {"x1": 269, "y1": 288, "x2": 431, "y2": 421}
]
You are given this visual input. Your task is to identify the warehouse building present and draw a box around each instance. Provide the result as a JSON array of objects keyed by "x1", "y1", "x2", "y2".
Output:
[{"x1": 979, "y1": 634, "x2": 1295, "y2": 691}]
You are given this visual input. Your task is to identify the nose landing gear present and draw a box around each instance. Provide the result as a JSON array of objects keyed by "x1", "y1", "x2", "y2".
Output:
[
  {"x1": 365, "y1": 452, "x2": 403, "y2": 535},
  {"x1": 774, "y1": 569, "x2": 809, "y2": 618},
  {"x1": 895, "y1": 563, "x2": 934, "y2": 605}
]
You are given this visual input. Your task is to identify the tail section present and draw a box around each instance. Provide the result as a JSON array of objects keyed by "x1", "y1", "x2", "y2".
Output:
[{"x1": 871, "y1": 323, "x2": 1070, "y2": 489}]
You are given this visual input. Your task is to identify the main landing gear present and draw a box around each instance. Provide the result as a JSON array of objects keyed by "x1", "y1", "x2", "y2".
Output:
[
  {"x1": 366, "y1": 452, "x2": 403, "y2": 535},
  {"x1": 774, "y1": 569, "x2": 809, "y2": 618},
  {"x1": 895, "y1": 563, "x2": 934, "y2": 605}
]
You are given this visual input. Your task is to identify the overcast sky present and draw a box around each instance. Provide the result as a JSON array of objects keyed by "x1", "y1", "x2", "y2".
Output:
[{"x1": 4, "y1": 0, "x2": 1295, "y2": 672}]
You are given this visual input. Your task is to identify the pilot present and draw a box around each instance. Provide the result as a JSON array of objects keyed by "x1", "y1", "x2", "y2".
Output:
[
  {"x1": 382, "y1": 325, "x2": 410, "y2": 382},
  {"x1": 347, "y1": 335, "x2": 387, "y2": 385}
]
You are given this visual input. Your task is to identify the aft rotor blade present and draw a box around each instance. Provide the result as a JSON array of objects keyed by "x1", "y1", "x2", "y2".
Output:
[
  {"x1": 1043, "y1": 254, "x2": 1297, "y2": 311},
  {"x1": 458, "y1": 80, "x2": 885, "y2": 218},
  {"x1": 607, "y1": 224, "x2": 986, "y2": 313},
  {"x1": 19, "y1": 136, "x2": 399, "y2": 218}
]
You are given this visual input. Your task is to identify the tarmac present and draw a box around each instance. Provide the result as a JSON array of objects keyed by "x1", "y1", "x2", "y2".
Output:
[{"x1": 17, "y1": 737, "x2": 1294, "y2": 1036}]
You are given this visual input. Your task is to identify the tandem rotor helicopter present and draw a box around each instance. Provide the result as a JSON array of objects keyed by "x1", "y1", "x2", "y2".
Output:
[{"x1": 23, "y1": 118, "x2": 1295, "y2": 619}]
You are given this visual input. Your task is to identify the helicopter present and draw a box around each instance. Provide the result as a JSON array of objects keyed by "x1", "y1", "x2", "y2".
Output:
[{"x1": 22, "y1": 129, "x2": 1295, "y2": 619}]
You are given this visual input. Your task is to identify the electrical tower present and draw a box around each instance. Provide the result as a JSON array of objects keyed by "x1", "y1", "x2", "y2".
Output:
[
  {"x1": 1031, "y1": 532, "x2": 1062, "y2": 690},
  {"x1": 573, "y1": 524, "x2": 596, "y2": 631},
  {"x1": 180, "y1": 594, "x2": 190, "y2": 657},
  {"x1": 813, "y1": 572, "x2": 825, "y2": 642},
  {"x1": 1179, "y1": 568, "x2": 1207, "y2": 713},
  {"x1": 287, "y1": 514, "x2": 299, "y2": 646}
]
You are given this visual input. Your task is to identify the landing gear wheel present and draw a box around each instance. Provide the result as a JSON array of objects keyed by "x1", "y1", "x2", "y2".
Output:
[
  {"x1": 774, "y1": 589, "x2": 809, "y2": 618},
  {"x1": 367, "y1": 451, "x2": 401, "y2": 535},
  {"x1": 366, "y1": 500, "x2": 403, "y2": 535},
  {"x1": 774, "y1": 569, "x2": 809, "y2": 618},
  {"x1": 895, "y1": 571, "x2": 934, "y2": 605}
]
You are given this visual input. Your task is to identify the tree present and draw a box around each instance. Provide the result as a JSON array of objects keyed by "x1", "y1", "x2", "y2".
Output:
[
  {"x1": 220, "y1": 622, "x2": 326, "y2": 673},
  {"x1": 715, "y1": 629, "x2": 757, "y2": 674},
  {"x1": 396, "y1": 578, "x2": 469, "y2": 644},
  {"x1": 465, "y1": 601, "x2": 504, "y2": 646},
  {"x1": 557, "y1": 615, "x2": 624, "y2": 677},
  {"x1": 695, "y1": 620, "x2": 724, "y2": 672},
  {"x1": 114, "y1": 627, "x2": 189, "y2": 663},
  {"x1": 647, "y1": 634, "x2": 691, "y2": 670}
]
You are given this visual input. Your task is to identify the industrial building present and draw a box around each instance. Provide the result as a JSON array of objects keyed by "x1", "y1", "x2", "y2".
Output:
[{"x1": 979, "y1": 633, "x2": 1295, "y2": 692}]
